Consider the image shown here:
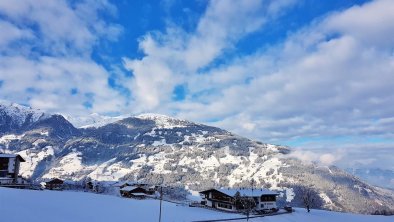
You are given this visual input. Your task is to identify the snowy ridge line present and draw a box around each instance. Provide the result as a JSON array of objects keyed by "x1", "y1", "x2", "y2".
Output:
[{"x1": 0, "y1": 100, "x2": 51, "y2": 126}]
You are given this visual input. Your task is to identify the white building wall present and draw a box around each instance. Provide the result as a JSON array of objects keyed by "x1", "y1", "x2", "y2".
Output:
[
  {"x1": 207, "y1": 200, "x2": 213, "y2": 207},
  {"x1": 256, "y1": 201, "x2": 277, "y2": 210},
  {"x1": 7, "y1": 158, "x2": 15, "y2": 173}
]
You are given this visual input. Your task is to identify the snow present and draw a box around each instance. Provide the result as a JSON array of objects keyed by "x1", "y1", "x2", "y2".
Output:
[
  {"x1": 152, "y1": 138, "x2": 167, "y2": 146},
  {"x1": 0, "y1": 188, "x2": 233, "y2": 222},
  {"x1": 320, "y1": 192, "x2": 335, "y2": 207},
  {"x1": 285, "y1": 188, "x2": 295, "y2": 202},
  {"x1": 0, "y1": 187, "x2": 392, "y2": 222},
  {"x1": 0, "y1": 100, "x2": 49, "y2": 126},
  {"x1": 65, "y1": 113, "x2": 128, "y2": 128},
  {"x1": 120, "y1": 186, "x2": 138, "y2": 191},
  {"x1": 137, "y1": 113, "x2": 189, "y2": 129},
  {"x1": 18, "y1": 147, "x2": 54, "y2": 178},
  {"x1": 42, "y1": 152, "x2": 91, "y2": 180},
  {"x1": 0, "y1": 134, "x2": 24, "y2": 148},
  {"x1": 223, "y1": 147, "x2": 285, "y2": 188},
  {"x1": 40, "y1": 131, "x2": 49, "y2": 136}
]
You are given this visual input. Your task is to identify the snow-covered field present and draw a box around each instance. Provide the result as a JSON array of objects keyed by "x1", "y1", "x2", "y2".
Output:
[{"x1": 0, "y1": 187, "x2": 392, "y2": 222}]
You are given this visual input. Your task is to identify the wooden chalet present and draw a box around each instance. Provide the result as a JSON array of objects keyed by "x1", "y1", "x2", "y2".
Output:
[
  {"x1": 199, "y1": 188, "x2": 279, "y2": 212},
  {"x1": 120, "y1": 185, "x2": 155, "y2": 199},
  {"x1": 45, "y1": 178, "x2": 64, "y2": 190},
  {"x1": 0, "y1": 154, "x2": 26, "y2": 185}
]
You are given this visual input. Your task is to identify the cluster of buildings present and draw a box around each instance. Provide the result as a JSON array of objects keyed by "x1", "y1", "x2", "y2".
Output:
[{"x1": 1, "y1": 153, "x2": 280, "y2": 213}]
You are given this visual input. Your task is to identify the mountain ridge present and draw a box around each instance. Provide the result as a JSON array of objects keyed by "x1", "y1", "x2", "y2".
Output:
[{"x1": 0, "y1": 101, "x2": 393, "y2": 214}]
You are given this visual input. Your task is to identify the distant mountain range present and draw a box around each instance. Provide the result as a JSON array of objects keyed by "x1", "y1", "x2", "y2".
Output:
[
  {"x1": 346, "y1": 168, "x2": 394, "y2": 190},
  {"x1": 0, "y1": 101, "x2": 393, "y2": 214}
]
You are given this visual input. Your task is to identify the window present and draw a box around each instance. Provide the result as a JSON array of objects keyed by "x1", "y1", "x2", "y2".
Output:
[
  {"x1": 218, "y1": 203, "x2": 232, "y2": 209},
  {"x1": 261, "y1": 195, "x2": 276, "y2": 202},
  {"x1": 0, "y1": 158, "x2": 9, "y2": 172}
]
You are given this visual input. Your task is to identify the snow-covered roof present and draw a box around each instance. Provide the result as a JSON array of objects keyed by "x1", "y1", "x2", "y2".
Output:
[
  {"x1": 120, "y1": 186, "x2": 139, "y2": 191},
  {"x1": 130, "y1": 192, "x2": 147, "y2": 196},
  {"x1": 0, "y1": 154, "x2": 25, "y2": 162},
  {"x1": 201, "y1": 188, "x2": 278, "y2": 197},
  {"x1": 0, "y1": 154, "x2": 18, "y2": 158},
  {"x1": 112, "y1": 181, "x2": 129, "y2": 187}
]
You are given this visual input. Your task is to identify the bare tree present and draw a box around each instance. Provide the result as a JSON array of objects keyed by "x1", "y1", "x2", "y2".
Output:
[
  {"x1": 234, "y1": 191, "x2": 256, "y2": 221},
  {"x1": 302, "y1": 186, "x2": 315, "y2": 213}
]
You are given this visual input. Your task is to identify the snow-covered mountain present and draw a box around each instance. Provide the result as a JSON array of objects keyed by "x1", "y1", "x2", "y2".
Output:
[
  {"x1": 0, "y1": 101, "x2": 393, "y2": 214},
  {"x1": 346, "y1": 168, "x2": 394, "y2": 190},
  {"x1": 64, "y1": 113, "x2": 129, "y2": 128},
  {"x1": 0, "y1": 100, "x2": 51, "y2": 135}
]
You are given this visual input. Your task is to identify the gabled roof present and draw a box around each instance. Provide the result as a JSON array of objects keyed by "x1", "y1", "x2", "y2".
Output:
[
  {"x1": 112, "y1": 181, "x2": 131, "y2": 187},
  {"x1": 200, "y1": 188, "x2": 278, "y2": 197},
  {"x1": 120, "y1": 186, "x2": 139, "y2": 192},
  {"x1": 0, "y1": 154, "x2": 26, "y2": 162}
]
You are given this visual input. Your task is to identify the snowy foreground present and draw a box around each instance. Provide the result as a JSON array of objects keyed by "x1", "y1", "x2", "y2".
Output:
[{"x1": 0, "y1": 188, "x2": 392, "y2": 222}]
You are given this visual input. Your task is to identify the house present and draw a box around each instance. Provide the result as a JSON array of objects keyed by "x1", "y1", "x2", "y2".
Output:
[
  {"x1": 199, "y1": 188, "x2": 279, "y2": 212},
  {"x1": 0, "y1": 154, "x2": 25, "y2": 184},
  {"x1": 45, "y1": 178, "x2": 64, "y2": 190},
  {"x1": 120, "y1": 185, "x2": 157, "y2": 198}
]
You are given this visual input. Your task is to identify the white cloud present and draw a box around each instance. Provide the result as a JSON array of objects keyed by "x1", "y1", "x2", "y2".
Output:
[
  {"x1": 172, "y1": 0, "x2": 394, "y2": 143},
  {"x1": 0, "y1": 21, "x2": 33, "y2": 48},
  {"x1": 287, "y1": 150, "x2": 341, "y2": 166},
  {"x1": 0, "y1": 0, "x2": 122, "y2": 56},
  {"x1": 0, "y1": 0, "x2": 125, "y2": 116},
  {"x1": 287, "y1": 148, "x2": 344, "y2": 166},
  {"x1": 123, "y1": 0, "x2": 297, "y2": 111}
]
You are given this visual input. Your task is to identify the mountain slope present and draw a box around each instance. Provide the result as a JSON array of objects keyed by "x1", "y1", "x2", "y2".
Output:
[
  {"x1": 346, "y1": 168, "x2": 394, "y2": 190},
  {"x1": 0, "y1": 100, "x2": 50, "y2": 135},
  {"x1": 0, "y1": 102, "x2": 393, "y2": 214}
]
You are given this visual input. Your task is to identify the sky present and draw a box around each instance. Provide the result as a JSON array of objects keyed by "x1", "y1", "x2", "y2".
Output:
[{"x1": 0, "y1": 0, "x2": 393, "y2": 171}]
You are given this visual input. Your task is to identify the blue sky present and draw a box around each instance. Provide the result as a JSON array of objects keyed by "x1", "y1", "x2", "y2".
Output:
[{"x1": 1, "y1": 0, "x2": 394, "y2": 171}]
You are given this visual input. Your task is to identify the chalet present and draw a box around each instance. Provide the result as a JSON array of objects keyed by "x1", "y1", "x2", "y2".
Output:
[
  {"x1": 120, "y1": 186, "x2": 147, "y2": 199},
  {"x1": 113, "y1": 181, "x2": 158, "y2": 192},
  {"x1": 45, "y1": 178, "x2": 64, "y2": 190},
  {"x1": 120, "y1": 186, "x2": 152, "y2": 199},
  {"x1": 199, "y1": 188, "x2": 279, "y2": 212},
  {"x1": 0, "y1": 154, "x2": 25, "y2": 184}
]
